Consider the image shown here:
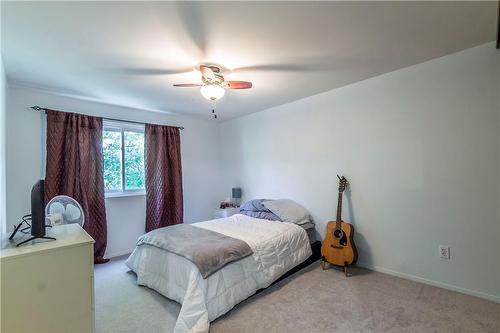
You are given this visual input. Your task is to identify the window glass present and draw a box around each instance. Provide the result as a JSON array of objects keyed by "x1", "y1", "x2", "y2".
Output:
[
  {"x1": 124, "y1": 131, "x2": 145, "y2": 190},
  {"x1": 103, "y1": 129, "x2": 123, "y2": 191},
  {"x1": 103, "y1": 122, "x2": 145, "y2": 195}
]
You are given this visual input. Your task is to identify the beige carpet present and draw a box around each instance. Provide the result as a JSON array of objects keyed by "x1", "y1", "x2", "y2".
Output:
[{"x1": 95, "y1": 256, "x2": 500, "y2": 333}]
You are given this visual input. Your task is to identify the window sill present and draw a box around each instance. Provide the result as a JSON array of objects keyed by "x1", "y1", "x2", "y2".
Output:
[{"x1": 105, "y1": 191, "x2": 146, "y2": 199}]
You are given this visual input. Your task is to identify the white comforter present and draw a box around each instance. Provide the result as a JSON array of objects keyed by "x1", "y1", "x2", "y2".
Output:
[{"x1": 126, "y1": 214, "x2": 312, "y2": 333}]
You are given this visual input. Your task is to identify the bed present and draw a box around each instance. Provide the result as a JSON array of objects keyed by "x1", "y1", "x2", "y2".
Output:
[{"x1": 126, "y1": 213, "x2": 313, "y2": 333}]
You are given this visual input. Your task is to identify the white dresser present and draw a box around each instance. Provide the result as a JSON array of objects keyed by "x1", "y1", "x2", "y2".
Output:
[{"x1": 1, "y1": 224, "x2": 95, "y2": 333}]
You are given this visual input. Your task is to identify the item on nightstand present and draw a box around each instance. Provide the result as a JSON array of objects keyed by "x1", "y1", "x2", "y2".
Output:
[
  {"x1": 219, "y1": 197, "x2": 235, "y2": 209},
  {"x1": 232, "y1": 187, "x2": 242, "y2": 207},
  {"x1": 321, "y1": 175, "x2": 357, "y2": 276}
]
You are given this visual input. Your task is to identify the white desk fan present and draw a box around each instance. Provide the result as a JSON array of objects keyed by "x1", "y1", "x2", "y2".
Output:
[{"x1": 45, "y1": 195, "x2": 85, "y2": 227}]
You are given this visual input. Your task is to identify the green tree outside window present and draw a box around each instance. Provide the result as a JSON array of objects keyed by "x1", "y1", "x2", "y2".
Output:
[{"x1": 103, "y1": 126, "x2": 145, "y2": 192}]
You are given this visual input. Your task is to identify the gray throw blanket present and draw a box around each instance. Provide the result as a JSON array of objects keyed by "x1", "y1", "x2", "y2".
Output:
[{"x1": 137, "y1": 224, "x2": 253, "y2": 279}]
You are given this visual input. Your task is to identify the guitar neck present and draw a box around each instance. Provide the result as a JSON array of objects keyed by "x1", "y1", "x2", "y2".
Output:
[{"x1": 336, "y1": 192, "x2": 343, "y2": 228}]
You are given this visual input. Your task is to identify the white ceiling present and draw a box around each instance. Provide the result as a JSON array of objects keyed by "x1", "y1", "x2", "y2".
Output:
[{"x1": 1, "y1": 1, "x2": 497, "y2": 120}]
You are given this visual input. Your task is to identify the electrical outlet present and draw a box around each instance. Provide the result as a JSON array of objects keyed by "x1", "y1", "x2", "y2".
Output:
[{"x1": 439, "y1": 246, "x2": 450, "y2": 259}]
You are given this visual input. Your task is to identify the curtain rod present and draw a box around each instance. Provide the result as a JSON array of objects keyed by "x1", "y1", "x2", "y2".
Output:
[{"x1": 30, "y1": 106, "x2": 185, "y2": 130}]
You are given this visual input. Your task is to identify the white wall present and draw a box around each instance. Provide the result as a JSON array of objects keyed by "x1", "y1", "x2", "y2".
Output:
[
  {"x1": 220, "y1": 43, "x2": 500, "y2": 302},
  {"x1": 5, "y1": 84, "x2": 223, "y2": 257},
  {"x1": 0, "y1": 56, "x2": 6, "y2": 234}
]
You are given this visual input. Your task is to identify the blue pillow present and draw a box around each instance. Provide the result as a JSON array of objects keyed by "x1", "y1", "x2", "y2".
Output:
[
  {"x1": 239, "y1": 199, "x2": 282, "y2": 221},
  {"x1": 239, "y1": 199, "x2": 271, "y2": 212},
  {"x1": 239, "y1": 210, "x2": 282, "y2": 221}
]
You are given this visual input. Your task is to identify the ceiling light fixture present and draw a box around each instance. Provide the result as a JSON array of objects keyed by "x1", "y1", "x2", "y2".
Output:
[{"x1": 200, "y1": 84, "x2": 226, "y2": 101}]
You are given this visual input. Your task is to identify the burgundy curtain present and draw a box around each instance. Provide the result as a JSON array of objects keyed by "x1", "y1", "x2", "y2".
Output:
[
  {"x1": 145, "y1": 124, "x2": 183, "y2": 232},
  {"x1": 45, "y1": 110, "x2": 109, "y2": 264}
]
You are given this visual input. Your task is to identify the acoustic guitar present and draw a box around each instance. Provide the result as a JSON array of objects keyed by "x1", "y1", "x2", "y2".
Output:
[{"x1": 321, "y1": 176, "x2": 357, "y2": 275}]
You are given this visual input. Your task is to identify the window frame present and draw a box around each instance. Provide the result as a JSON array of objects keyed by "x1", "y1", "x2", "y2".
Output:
[{"x1": 103, "y1": 120, "x2": 146, "y2": 198}]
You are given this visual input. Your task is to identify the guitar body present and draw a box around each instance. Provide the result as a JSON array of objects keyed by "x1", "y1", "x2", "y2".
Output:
[{"x1": 321, "y1": 220, "x2": 357, "y2": 266}]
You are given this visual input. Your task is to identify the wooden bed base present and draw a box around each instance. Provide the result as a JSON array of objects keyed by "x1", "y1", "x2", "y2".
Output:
[{"x1": 256, "y1": 240, "x2": 321, "y2": 293}]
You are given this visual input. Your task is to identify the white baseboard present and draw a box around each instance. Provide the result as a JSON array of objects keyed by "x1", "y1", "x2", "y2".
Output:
[
  {"x1": 105, "y1": 248, "x2": 133, "y2": 259},
  {"x1": 356, "y1": 262, "x2": 500, "y2": 304}
]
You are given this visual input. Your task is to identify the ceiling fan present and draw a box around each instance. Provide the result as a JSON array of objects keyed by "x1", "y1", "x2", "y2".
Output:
[{"x1": 174, "y1": 65, "x2": 252, "y2": 102}]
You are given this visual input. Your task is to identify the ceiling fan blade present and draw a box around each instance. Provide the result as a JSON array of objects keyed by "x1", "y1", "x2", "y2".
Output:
[
  {"x1": 233, "y1": 64, "x2": 313, "y2": 72},
  {"x1": 232, "y1": 56, "x2": 362, "y2": 73},
  {"x1": 226, "y1": 81, "x2": 253, "y2": 89},
  {"x1": 119, "y1": 67, "x2": 194, "y2": 76},
  {"x1": 173, "y1": 83, "x2": 202, "y2": 87},
  {"x1": 175, "y1": 2, "x2": 207, "y2": 58},
  {"x1": 200, "y1": 65, "x2": 216, "y2": 81}
]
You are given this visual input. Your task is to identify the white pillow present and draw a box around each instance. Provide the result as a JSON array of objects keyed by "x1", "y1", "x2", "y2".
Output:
[{"x1": 262, "y1": 199, "x2": 311, "y2": 225}]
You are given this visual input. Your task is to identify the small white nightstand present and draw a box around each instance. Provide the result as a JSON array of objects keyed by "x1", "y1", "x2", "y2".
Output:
[{"x1": 213, "y1": 207, "x2": 240, "y2": 219}]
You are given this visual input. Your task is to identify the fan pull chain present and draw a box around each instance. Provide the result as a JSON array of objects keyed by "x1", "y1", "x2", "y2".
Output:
[{"x1": 212, "y1": 100, "x2": 218, "y2": 119}]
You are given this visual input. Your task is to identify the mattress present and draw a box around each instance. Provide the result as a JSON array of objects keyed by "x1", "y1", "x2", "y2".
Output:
[{"x1": 126, "y1": 214, "x2": 311, "y2": 333}]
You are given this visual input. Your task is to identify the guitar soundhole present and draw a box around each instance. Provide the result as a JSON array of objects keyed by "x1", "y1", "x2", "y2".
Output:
[{"x1": 333, "y1": 229, "x2": 347, "y2": 246}]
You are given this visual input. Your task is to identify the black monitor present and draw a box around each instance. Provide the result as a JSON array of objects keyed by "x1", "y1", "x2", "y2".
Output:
[
  {"x1": 30, "y1": 179, "x2": 46, "y2": 237},
  {"x1": 10, "y1": 179, "x2": 56, "y2": 246}
]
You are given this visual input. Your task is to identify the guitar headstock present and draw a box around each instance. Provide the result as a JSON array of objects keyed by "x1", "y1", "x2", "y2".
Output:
[{"x1": 337, "y1": 175, "x2": 349, "y2": 193}]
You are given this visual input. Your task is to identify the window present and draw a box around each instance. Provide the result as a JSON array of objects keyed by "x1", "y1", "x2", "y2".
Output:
[{"x1": 103, "y1": 120, "x2": 145, "y2": 197}]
